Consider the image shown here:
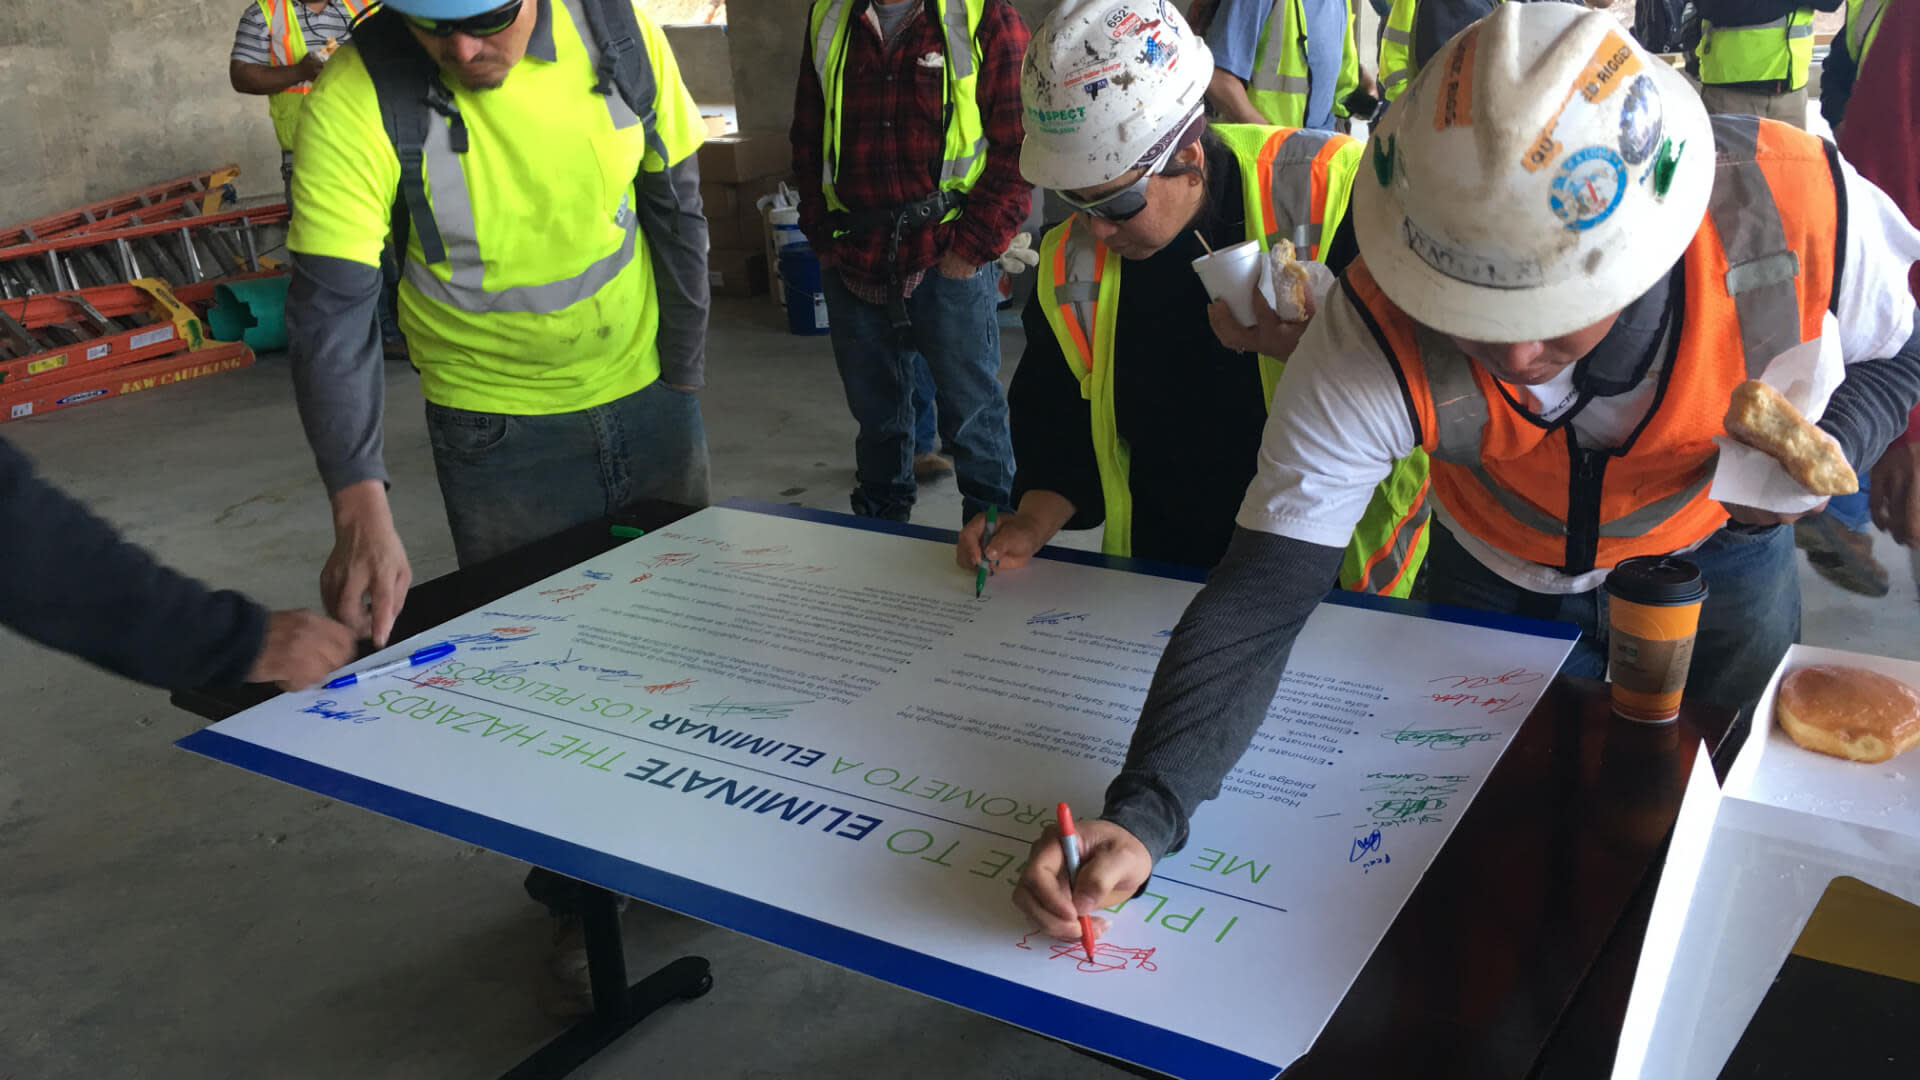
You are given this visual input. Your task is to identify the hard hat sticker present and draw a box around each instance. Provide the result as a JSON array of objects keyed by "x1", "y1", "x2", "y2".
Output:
[
  {"x1": 1432, "y1": 25, "x2": 1481, "y2": 131},
  {"x1": 1617, "y1": 75, "x2": 1662, "y2": 165},
  {"x1": 1549, "y1": 147, "x2": 1627, "y2": 232},
  {"x1": 1576, "y1": 32, "x2": 1642, "y2": 105}
]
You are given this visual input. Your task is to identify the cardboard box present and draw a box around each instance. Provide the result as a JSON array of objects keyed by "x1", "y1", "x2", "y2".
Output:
[
  {"x1": 698, "y1": 173, "x2": 792, "y2": 221},
  {"x1": 1612, "y1": 644, "x2": 1920, "y2": 1079},
  {"x1": 696, "y1": 134, "x2": 791, "y2": 184},
  {"x1": 706, "y1": 205, "x2": 768, "y2": 253},
  {"x1": 708, "y1": 248, "x2": 767, "y2": 298}
]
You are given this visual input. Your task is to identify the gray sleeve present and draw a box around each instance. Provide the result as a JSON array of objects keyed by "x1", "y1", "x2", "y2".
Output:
[
  {"x1": 1820, "y1": 317, "x2": 1920, "y2": 471},
  {"x1": 634, "y1": 155, "x2": 710, "y2": 389},
  {"x1": 1101, "y1": 527, "x2": 1346, "y2": 859},
  {"x1": 288, "y1": 252, "x2": 388, "y2": 494},
  {"x1": 232, "y1": 6, "x2": 272, "y2": 65}
]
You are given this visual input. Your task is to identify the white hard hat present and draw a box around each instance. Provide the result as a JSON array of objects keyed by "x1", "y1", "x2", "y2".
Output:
[
  {"x1": 1353, "y1": 2, "x2": 1714, "y2": 343},
  {"x1": 1020, "y1": 0, "x2": 1214, "y2": 192}
]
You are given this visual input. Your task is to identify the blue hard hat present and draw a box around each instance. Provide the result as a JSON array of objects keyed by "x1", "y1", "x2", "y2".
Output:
[{"x1": 376, "y1": 0, "x2": 520, "y2": 18}]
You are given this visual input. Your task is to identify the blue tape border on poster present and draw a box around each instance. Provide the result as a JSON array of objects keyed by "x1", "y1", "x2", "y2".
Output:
[
  {"x1": 721, "y1": 498, "x2": 1581, "y2": 643},
  {"x1": 175, "y1": 728, "x2": 1282, "y2": 1080}
]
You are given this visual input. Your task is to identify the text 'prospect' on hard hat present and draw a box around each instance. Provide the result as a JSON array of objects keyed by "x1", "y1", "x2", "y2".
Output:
[{"x1": 1019, "y1": 0, "x2": 1214, "y2": 193}]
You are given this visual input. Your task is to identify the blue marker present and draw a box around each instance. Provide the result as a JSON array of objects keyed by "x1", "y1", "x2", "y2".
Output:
[{"x1": 322, "y1": 642, "x2": 458, "y2": 690}]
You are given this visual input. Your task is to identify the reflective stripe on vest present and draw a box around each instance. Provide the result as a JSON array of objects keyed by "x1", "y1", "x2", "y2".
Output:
[
  {"x1": 1378, "y1": 0, "x2": 1418, "y2": 102},
  {"x1": 1846, "y1": 0, "x2": 1889, "y2": 66},
  {"x1": 1247, "y1": 0, "x2": 1357, "y2": 128},
  {"x1": 261, "y1": 0, "x2": 370, "y2": 151},
  {"x1": 809, "y1": 0, "x2": 987, "y2": 214},
  {"x1": 1696, "y1": 11, "x2": 1816, "y2": 89},
  {"x1": 1351, "y1": 115, "x2": 1839, "y2": 570},
  {"x1": 1034, "y1": 127, "x2": 1428, "y2": 591},
  {"x1": 403, "y1": 0, "x2": 640, "y2": 315}
]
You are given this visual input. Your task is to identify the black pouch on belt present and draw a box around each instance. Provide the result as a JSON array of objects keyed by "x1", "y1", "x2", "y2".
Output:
[{"x1": 830, "y1": 190, "x2": 967, "y2": 340}]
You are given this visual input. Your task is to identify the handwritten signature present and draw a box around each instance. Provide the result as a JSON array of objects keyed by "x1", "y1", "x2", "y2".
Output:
[
  {"x1": 1381, "y1": 723, "x2": 1496, "y2": 751},
  {"x1": 1017, "y1": 932, "x2": 1158, "y2": 973},
  {"x1": 1369, "y1": 796, "x2": 1449, "y2": 822},
  {"x1": 582, "y1": 570, "x2": 612, "y2": 581},
  {"x1": 1027, "y1": 609, "x2": 1089, "y2": 626},
  {"x1": 1349, "y1": 829, "x2": 1384, "y2": 862},
  {"x1": 300, "y1": 700, "x2": 377, "y2": 724},
  {"x1": 685, "y1": 698, "x2": 814, "y2": 721},
  {"x1": 1430, "y1": 669, "x2": 1544, "y2": 690}
]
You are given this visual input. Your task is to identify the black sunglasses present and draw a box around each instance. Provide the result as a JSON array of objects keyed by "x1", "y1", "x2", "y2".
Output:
[
  {"x1": 405, "y1": 0, "x2": 525, "y2": 38},
  {"x1": 1059, "y1": 175, "x2": 1151, "y2": 223}
]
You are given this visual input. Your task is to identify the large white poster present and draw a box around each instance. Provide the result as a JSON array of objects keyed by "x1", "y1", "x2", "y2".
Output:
[{"x1": 184, "y1": 503, "x2": 1578, "y2": 1078}]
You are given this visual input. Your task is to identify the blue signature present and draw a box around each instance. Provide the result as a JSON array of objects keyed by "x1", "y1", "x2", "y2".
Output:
[
  {"x1": 1349, "y1": 830, "x2": 1391, "y2": 872},
  {"x1": 1349, "y1": 829, "x2": 1384, "y2": 863},
  {"x1": 301, "y1": 700, "x2": 377, "y2": 725},
  {"x1": 582, "y1": 570, "x2": 612, "y2": 581},
  {"x1": 1027, "y1": 609, "x2": 1089, "y2": 626}
]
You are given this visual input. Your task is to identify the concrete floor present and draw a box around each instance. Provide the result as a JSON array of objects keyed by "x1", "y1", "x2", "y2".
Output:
[{"x1": 3, "y1": 295, "x2": 1917, "y2": 1079}]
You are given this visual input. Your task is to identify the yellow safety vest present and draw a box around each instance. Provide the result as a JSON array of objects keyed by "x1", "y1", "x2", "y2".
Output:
[
  {"x1": 1034, "y1": 125, "x2": 1431, "y2": 593},
  {"x1": 1378, "y1": 0, "x2": 1419, "y2": 103},
  {"x1": 1844, "y1": 0, "x2": 1889, "y2": 68},
  {"x1": 1247, "y1": 0, "x2": 1360, "y2": 127},
  {"x1": 1697, "y1": 9, "x2": 1817, "y2": 89},
  {"x1": 808, "y1": 0, "x2": 988, "y2": 216},
  {"x1": 260, "y1": 0, "x2": 370, "y2": 153},
  {"x1": 287, "y1": 0, "x2": 708, "y2": 415},
  {"x1": 1379, "y1": 0, "x2": 1508, "y2": 104}
]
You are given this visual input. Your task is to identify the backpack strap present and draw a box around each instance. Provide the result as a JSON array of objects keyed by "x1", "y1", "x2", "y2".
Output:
[
  {"x1": 353, "y1": 8, "x2": 458, "y2": 265},
  {"x1": 574, "y1": 0, "x2": 668, "y2": 162}
]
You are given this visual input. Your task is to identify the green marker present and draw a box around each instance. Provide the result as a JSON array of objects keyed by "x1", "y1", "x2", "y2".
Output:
[
  {"x1": 610, "y1": 525, "x2": 645, "y2": 539},
  {"x1": 976, "y1": 505, "x2": 998, "y2": 599}
]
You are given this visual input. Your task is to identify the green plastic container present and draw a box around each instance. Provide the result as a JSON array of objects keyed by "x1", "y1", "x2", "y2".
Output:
[{"x1": 207, "y1": 275, "x2": 291, "y2": 351}]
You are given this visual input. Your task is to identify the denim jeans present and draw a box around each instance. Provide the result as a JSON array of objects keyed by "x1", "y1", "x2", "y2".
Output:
[
  {"x1": 821, "y1": 263, "x2": 1013, "y2": 522},
  {"x1": 1824, "y1": 474, "x2": 1872, "y2": 530},
  {"x1": 425, "y1": 379, "x2": 711, "y2": 567},
  {"x1": 911, "y1": 353, "x2": 938, "y2": 456},
  {"x1": 1425, "y1": 521, "x2": 1800, "y2": 717}
]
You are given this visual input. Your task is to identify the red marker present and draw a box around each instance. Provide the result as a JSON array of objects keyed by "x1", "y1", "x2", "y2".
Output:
[{"x1": 1055, "y1": 801, "x2": 1099, "y2": 964}]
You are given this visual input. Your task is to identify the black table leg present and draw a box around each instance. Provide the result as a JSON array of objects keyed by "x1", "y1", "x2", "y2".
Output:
[{"x1": 500, "y1": 886, "x2": 712, "y2": 1080}]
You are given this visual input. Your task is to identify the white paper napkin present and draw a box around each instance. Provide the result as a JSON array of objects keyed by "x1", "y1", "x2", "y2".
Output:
[{"x1": 1708, "y1": 311, "x2": 1849, "y2": 514}]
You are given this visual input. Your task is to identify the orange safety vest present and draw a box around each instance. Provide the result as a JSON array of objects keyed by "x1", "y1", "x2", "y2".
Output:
[{"x1": 1344, "y1": 115, "x2": 1838, "y2": 575}]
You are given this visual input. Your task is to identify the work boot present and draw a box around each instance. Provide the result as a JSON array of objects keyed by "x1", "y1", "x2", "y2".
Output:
[
  {"x1": 1794, "y1": 512, "x2": 1891, "y2": 597},
  {"x1": 540, "y1": 915, "x2": 594, "y2": 1019},
  {"x1": 912, "y1": 452, "x2": 954, "y2": 484}
]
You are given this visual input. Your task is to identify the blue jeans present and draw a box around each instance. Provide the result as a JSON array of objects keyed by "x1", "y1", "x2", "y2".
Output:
[
  {"x1": 911, "y1": 353, "x2": 938, "y2": 455},
  {"x1": 821, "y1": 264, "x2": 1013, "y2": 522},
  {"x1": 425, "y1": 379, "x2": 711, "y2": 567},
  {"x1": 1825, "y1": 474, "x2": 1871, "y2": 530},
  {"x1": 1425, "y1": 522, "x2": 1800, "y2": 717}
]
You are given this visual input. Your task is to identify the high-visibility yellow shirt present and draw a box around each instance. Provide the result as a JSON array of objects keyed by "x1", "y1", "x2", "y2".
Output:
[{"x1": 288, "y1": 0, "x2": 706, "y2": 415}]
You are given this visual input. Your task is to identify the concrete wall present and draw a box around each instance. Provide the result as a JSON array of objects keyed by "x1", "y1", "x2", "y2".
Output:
[
  {"x1": 664, "y1": 23, "x2": 733, "y2": 105},
  {"x1": 0, "y1": 3, "x2": 283, "y2": 224},
  {"x1": 726, "y1": 0, "x2": 1052, "y2": 137}
]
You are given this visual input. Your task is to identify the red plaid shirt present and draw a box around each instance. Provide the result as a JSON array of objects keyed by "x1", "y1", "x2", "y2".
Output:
[{"x1": 790, "y1": 0, "x2": 1032, "y2": 297}]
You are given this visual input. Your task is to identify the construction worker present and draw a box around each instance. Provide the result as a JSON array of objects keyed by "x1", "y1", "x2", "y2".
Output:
[
  {"x1": 1, "y1": 437, "x2": 354, "y2": 692},
  {"x1": 957, "y1": 0, "x2": 1428, "y2": 591},
  {"x1": 790, "y1": 0, "x2": 1031, "y2": 526},
  {"x1": 1203, "y1": 0, "x2": 1362, "y2": 130},
  {"x1": 229, "y1": 0, "x2": 374, "y2": 203},
  {"x1": 1691, "y1": 0, "x2": 1841, "y2": 128},
  {"x1": 1012, "y1": 3, "x2": 1920, "y2": 937},
  {"x1": 1819, "y1": 0, "x2": 1893, "y2": 131},
  {"x1": 281, "y1": 0, "x2": 711, "y2": 1013}
]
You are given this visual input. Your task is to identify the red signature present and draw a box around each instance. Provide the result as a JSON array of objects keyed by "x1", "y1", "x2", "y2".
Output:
[{"x1": 1429, "y1": 669, "x2": 1544, "y2": 691}]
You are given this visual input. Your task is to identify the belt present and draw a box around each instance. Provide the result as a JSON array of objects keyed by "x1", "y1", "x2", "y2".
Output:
[{"x1": 829, "y1": 190, "x2": 968, "y2": 336}]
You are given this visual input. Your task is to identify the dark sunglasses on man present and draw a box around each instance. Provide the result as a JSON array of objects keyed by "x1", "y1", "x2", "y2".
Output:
[
  {"x1": 403, "y1": 0, "x2": 525, "y2": 38},
  {"x1": 1055, "y1": 137, "x2": 1186, "y2": 223}
]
